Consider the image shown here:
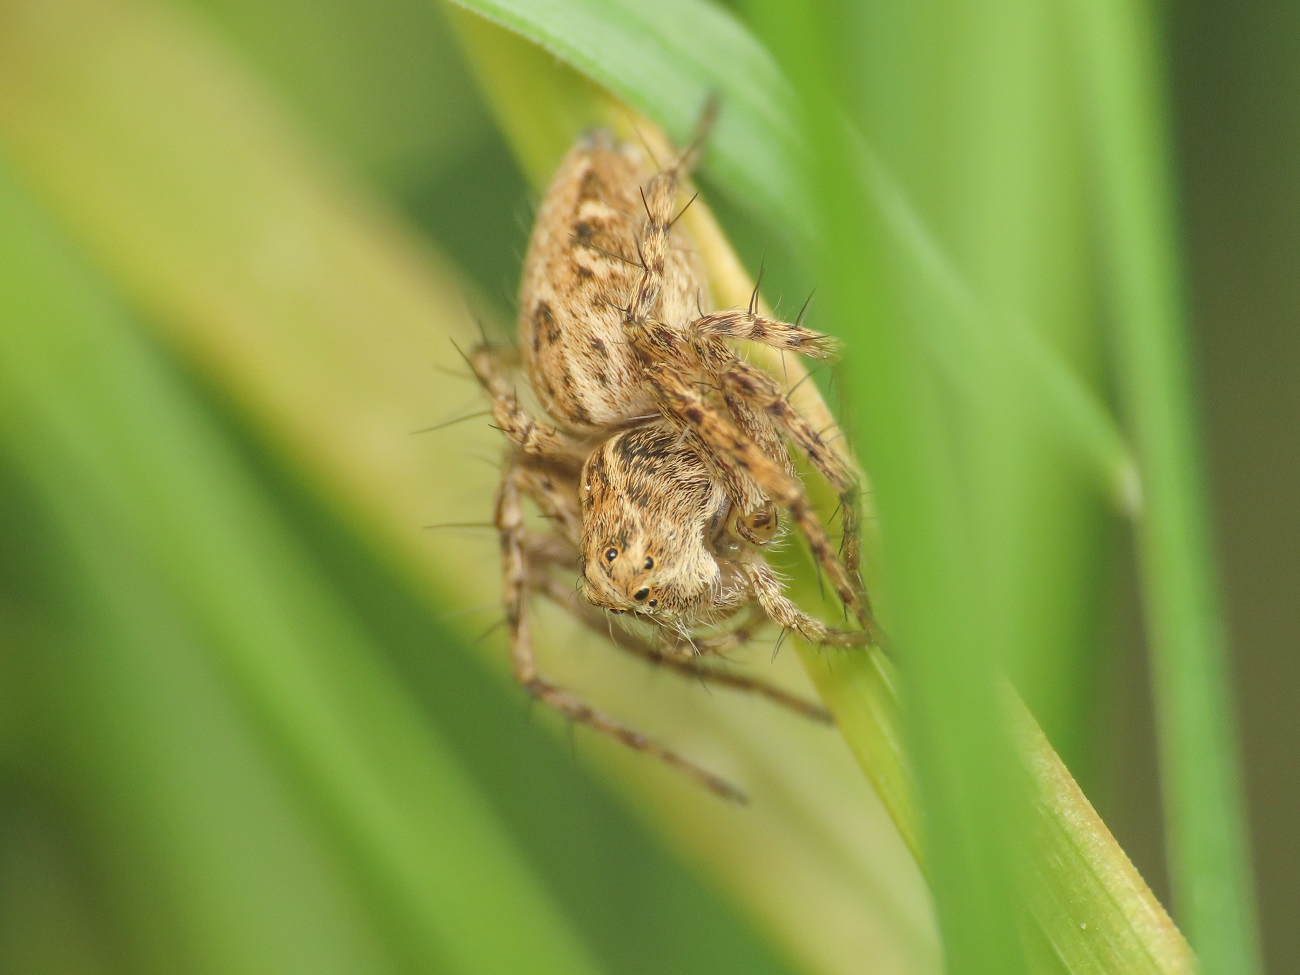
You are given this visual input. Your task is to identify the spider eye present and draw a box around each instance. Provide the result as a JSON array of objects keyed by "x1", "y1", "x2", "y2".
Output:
[
  {"x1": 643, "y1": 556, "x2": 654, "y2": 570},
  {"x1": 604, "y1": 547, "x2": 619, "y2": 562},
  {"x1": 647, "y1": 598, "x2": 658, "y2": 608},
  {"x1": 633, "y1": 588, "x2": 650, "y2": 601}
]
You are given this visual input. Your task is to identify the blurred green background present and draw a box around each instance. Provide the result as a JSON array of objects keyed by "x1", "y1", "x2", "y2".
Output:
[
  {"x1": 0, "y1": 0, "x2": 1293, "y2": 973},
  {"x1": 1104, "y1": 0, "x2": 1299, "y2": 964}
]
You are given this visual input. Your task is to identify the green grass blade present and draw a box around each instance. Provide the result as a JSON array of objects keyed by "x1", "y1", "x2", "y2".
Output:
[
  {"x1": 757, "y1": 10, "x2": 1027, "y2": 973},
  {"x1": 448, "y1": 5, "x2": 1196, "y2": 973},
  {"x1": 441, "y1": 0, "x2": 1137, "y2": 511},
  {"x1": 0, "y1": 157, "x2": 605, "y2": 975},
  {"x1": 1, "y1": 505, "x2": 400, "y2": 975},
  {"x1": 1067, "y1": 2, "x2": 1264, "y2": 971},
  {"x1": 446, "y1": 0, "x2": 809, "y2": 234},
  {"x1": 0, "y1": 3, "x2": 928, "y2": 972}
]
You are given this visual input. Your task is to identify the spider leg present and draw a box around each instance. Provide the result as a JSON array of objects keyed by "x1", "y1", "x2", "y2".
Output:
[
  {"x1": 496, "y1": 465, "x2": 748, "y2": 804},
  {"x1": 741, "y1": 560, "x2": 871, "y2": 649},
  {"x1": 670, "y1": 605, "x2": 769, "y2": 657},
  {"x1": 715, "y1": 356, "x2": 867, "y2": 587},
  {"x1": 632, "y1": 323, "x2": 875, "y2": 639},
  {"x1": 468, "y1": 343, "x2": 589, "y2": 462},
  {"x1": 689, "y1": 309, "x2": 841, "y2": 359},
  {"x1": 514, "y1": 461, "x2": 585, "y2": 548},
  {"x1": 623, "y1": 107, "x2": 712, "y2": 329},
  {"x1": 531, "y1": 573, "x2": 831, "y2": 724}
]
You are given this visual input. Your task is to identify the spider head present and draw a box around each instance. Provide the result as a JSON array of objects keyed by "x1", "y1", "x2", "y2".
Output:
[
  {"x1": 579, "y1": 424, "x2": 726, "y2": 625},
  {"x1": 581, "y1": 544, "x2": 658, "y2": 612},
  {"x1": 580, "y1": 542, "x2": 719, "y2": 623}
]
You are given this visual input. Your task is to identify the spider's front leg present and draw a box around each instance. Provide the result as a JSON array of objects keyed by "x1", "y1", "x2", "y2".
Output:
[
  {"x1": 631, "y1": 323, "x2": 877, "y2": 641},
  {"x1": 689, "y1": 308, "x2": 841, "y2": 360},
  {"x1": 529, "y1": 573, "x2": 831, "y2": 723},
  {"x1": 739, "y1": 559, "x2": 872, "y2": 650},
  {"x1": 495, "y1": 463, "x2": 749, "y2": 804},
  {"x1": 714, "y1": 356, "x2": 867, "y2": 588},
  {"x1": 687, "y1": 325, "x2": 866, "y2": 588}
]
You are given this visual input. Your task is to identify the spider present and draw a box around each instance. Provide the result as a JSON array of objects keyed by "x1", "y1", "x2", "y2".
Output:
[{"x1": 468, "y1": 108, "x2": 875, "y2": 800}]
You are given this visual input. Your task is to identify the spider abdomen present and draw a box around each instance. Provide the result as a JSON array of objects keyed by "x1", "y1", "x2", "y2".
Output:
[{"x1": 519, "y1": 133, "x2": 708, "y2": 432}]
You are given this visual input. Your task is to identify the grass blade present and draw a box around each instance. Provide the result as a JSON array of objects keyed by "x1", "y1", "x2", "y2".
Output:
[
  {"x1": 442, "y1": 0, "x2": 1138, "y2": 511},
  {"x1": 0, "y1": 3, "x2": 929, "y2": 972},
  {"x1": 1067, "y1": 1, "x2": 1264, "y2": 971},
  {"x1": 0, "y1": 157, "x2": 605, "y2": 975},
  {"x1": 450, "y1": 5, "x2": 1196, "y2": 973}
]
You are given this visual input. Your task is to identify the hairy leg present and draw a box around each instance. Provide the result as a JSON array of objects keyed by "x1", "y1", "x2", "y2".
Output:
[
  {"x1": 531, "y1": 572, "x2": 831, "y2": 723},
  {"x1": 469, "y1": 343, "x2": 590, "y2": 462},
  {"x1": 716, "y1": 357, "x2": 866, "y2": 588},
  {"x1": 741, "y1": 560, "x2": 872, "y2": 650},
  {"x1": 623, "y1": 103, "x2": 715, "y2": 328},
  {"x1": 631, "y1": 321, "x2": 874, "y2": 636},
  {"x1": 514, "y1": 461, "x2": 585, "y2": 549},
  {"x1": 496, "y1": 465, "x2": 748, "y2": 803},
  {"x1": 690, "y1": 309, "x2": 840, "y2": 359}
]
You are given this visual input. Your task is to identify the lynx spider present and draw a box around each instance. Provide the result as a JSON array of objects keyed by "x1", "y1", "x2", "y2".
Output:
[{"x1": 469, "y1": 106, "x2": 875, "y2": 801}]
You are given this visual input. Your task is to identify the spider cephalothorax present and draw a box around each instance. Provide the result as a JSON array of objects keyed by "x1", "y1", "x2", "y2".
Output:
[
  {"x1": 576, "y1": 420, "x2": 871, "y2": 651},
  {"x1": 579, "y1": 422, "x2": 731, "y2": 622},
  {"x1": 465, "y1": 108, "x2": 874, "y2": 800}
]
